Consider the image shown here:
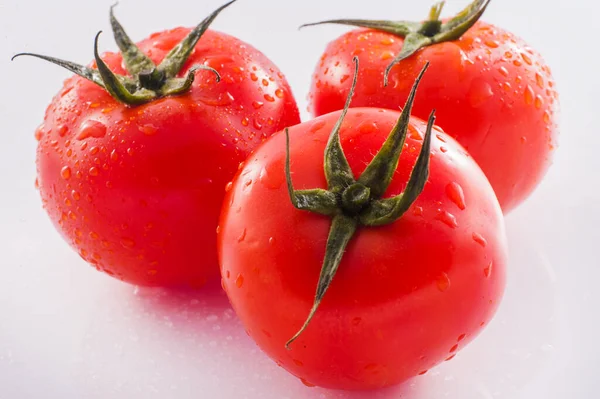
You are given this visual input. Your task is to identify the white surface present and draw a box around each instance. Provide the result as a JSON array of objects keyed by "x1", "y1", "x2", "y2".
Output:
[{"x1": 1, "y1": 0, "x2": 598, "y2": 398}]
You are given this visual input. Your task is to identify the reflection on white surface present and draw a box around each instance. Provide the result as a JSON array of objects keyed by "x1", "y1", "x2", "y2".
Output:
[{"x1": 72, "y1": 222, "x2": 558, "y2": 399}]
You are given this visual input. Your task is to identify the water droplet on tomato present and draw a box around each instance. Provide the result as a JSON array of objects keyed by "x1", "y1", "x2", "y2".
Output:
[
  {"x1": 440, "y1": 146, "x2": 448, "y2": 153},
  {"x1": 521, "y1": 52, "x2": 533, "y2": 65},
  {"x1": 484, "y1": 262, "x2": 493, "y2": 278},
  {"x1": 264, "y1": 94, "x2": 275, "y2": 102},
  {"x1": 534, "y1": 95, "x2": 544, "y2": 109},
  {"x1": 468, "y1": 79, "x2": 494, "y2": 108},
  {"x1": 71, "y1": 190, "x2": 81, "y2": 201},
  {"x1": 252, "y1": 101, "x2": 264, "y2": 109},
  {"x1": 436, "y1": 273, "x2": 451, "y2": 292},
  {"x1": 34, "y1": 178, "x2": 40, "y2": 189},
  {"x1": 259, "y1": 161, "x2": 284, "y2": 189},
  {"x1": 89, "y1": 167, "x2": 99, "y2": 177},
  {"x1": 458, "y1": 334, "x2": 466, "y2": 342},
  {"x1": 513, "y1": 59, "x2": 522, "y2": 67},
  {"x1": 250, "y1": 72, "x2": 258, "y2": 81},
  {"x1": 543, "y1": 110, "x2": 551, "y2": 124},
  {"x1": 380, "y1": 37, "x2": 395, "y2": 45},
  {"x1": 60, "y1": 166, "x2": 72, "y2": 180},
  {"x1": 57, "y1": 125, "x2": 69, "y2": 137},
  {"x1": 449, "y1": 344, "x2": 459, "y2": 353},
  {"x1": 34, "y1": 125, "x2": 44, "y2": 141},
  {"x1": 275, "y1": 88, "x2": 284, "y2": 99},
  {"x1": 446, "y1": 182, "x2": 466, "y2": 210},
  {"x1": 89, "y1": 231, "x2": 99, "y2": 240},
  {"x1": 199, "y1": 91, "x2": 235, "y2": 106},
  {"x1": 262, "y1": 78, "x2": 269, "y2": 87},
  {"x1": 524, "y1": 85, "x2": 534, "y2": 105},
  {"x1": 412, "y1": 206, "x2": 423, "y2": 217},
  {"x1": 77, "y1": 120, "x2": 106, "y2": 140},
  {"x1": 380, "y1": 51, "x2": 394, "y2": 60},
  {"x1": 235, "y1": 274, "x2": 244, "y2": 288},
  {"x1": 535, "y1": 72, "x2": 545, "y2": 88},
  {"x1": 472, "y1": 232, "x2": 487, "y2": 247},
  {"x1": 237, "y1": 228, "x2": 247, "y2": 243},
  {"x1": 120, "y1": 237, "x2": 135, "y2": 248},
  {"x1": 446, "y1": 354, "x2": 456, "y2": 361},
  {"x1": 484, "y1": 39, "x2": 499, "y2": 48},
  {"x1": 436, "y1": 210, "x2": 458, "y2": 229},
  {"x1": 310, "y1": 120, "x2": 326, "y2": 134},
  {"x1": 300, "y1": 378, "x2": 315, "y2": 388},
  {"x1": 498, "y1": 66, "x2": 509, "y2": 77},
  {"x1": 140, "y1": 124, "x2": 158, "y2": 136},
  {"x1": 241, "y1": 117, "x2": 249, "y2": 127}
]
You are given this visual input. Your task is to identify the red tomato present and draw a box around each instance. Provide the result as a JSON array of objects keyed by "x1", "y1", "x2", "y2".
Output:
[
  {"x1": 219, "y1": 104, "x2": 507, "y2": 389},
  {"x1": 27, "y1": 3, "x2": 299, "y2": 287},
  {"x1": 308, "y1": 5, "x2": 559, "y2": 213}
]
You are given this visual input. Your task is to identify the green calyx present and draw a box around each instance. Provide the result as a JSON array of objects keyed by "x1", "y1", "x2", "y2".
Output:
[
  {"x1": 301, "y1": 0, "x2": 491, "y2": 86},
  {"x1": 284, "y1": 57, "x2": 436, "y2": 349},
  {"x1": 11, "y1": 0, "x2": 239, "y2": 106}
]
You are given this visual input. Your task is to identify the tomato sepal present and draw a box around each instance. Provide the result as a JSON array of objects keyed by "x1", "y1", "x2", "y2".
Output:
[
  {"x1": 284, "y1": 57, "x2": 435, "y2": 348},
  {"x1": 11, "y1": 0, "x2": 236, "y2": 106},
  {"x1": 301, "y1": 0, "x2": 491, "y2": 85}
]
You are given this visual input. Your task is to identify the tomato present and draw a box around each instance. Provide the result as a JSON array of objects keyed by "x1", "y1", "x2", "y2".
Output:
[
  {"x1": 219, "y1": 60, "x2": 507, "y2": 390},
  {"x1": 22, "y1": 1, "x2": 300, "y2": 287},
  {"x1": 306, "y1": 0, "x2": 559, "y2": 212}
]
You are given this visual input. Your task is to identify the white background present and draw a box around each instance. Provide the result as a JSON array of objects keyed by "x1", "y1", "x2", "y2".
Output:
[{"x1": 1, "y1": 0, "x2": 598, "y2": 398}]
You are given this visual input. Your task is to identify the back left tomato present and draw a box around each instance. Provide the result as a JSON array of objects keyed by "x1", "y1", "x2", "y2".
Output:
[{"x1": 22, "y1": 1, "x2": 300, "y2": 287}]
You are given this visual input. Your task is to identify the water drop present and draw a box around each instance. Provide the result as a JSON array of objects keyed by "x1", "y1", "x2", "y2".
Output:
[
  {"x1": 262, "y1": 79, "x2": 269, "y2": 87},
  {"x1": 468, "y1": 79, "x2": 494, "y2": 108},
  {"x1": 520, "y1": 52, "x2": 533, "y2": 65},
  {"x1": 535, "y1": 72, "x2": 545, "y2": 88},
  {"x1": 241, "y1": 117, "x2": 249, "y2": 127},
  {"x1": 381, "y1": 37, "x2": 395, "y2": 45},
  {"x1": 524, "y1": 85, "x2": 534, "y2": 105},
  {"x1": 89, "y1": 231, "x2": 99, "y2": 240},
  {"x1": 300, "y1": 378, "x2": 315, "y2": 388},
  {"x1": 252, "y1": 101, "x2": 264, "y2": 109},
  {"x1": 449, "y1": 344, "x2": 459, "y2": 353},
  {"x1": 310, "y1": 120, "x2": 326, "y2": 134},
  {"x1": 446, "y1": 354, "x2": 456, "y2": 361},
  {"x1": 60, "y1": 166, "x2": 72, "y2": 180},
  {"x1": 498, "y1": 66, "x2": 509, "y2": 77},
  {"x1": 259, "y1": 161, "x2": 285, "y2": 189},
  {"x1": 418, "y1": 370, "x2": 428, "y2": 376},
  {"x1": 484, "y1": 39, "x2": 499, "y2": 48},
  {"x1": 436, "y1": 273, "x2": 451, "y2": 292},
  {"x1": 436, "y1": 210, "x2": 458, "y2": 228},
  {"x1": 199, "y1": 91, "x2": 235, "y2": 106},
  {"x1": 275, "y1": 88, "x2": 284, "y2": 99},
  {"x1": 77, "y1": 120, "x2": 106, "y2": 140},
  {"x1": 440, "y1": 146, "x2": 448, "y2": 153},
  {"x1": 71, "y1": 190, "x2": 81, "y2": 201},
  {"x1": 543, "y1": 110, "x2": 551, "y2": 124},
  {"x1": 359, "y1": 121, "x2": 378, "y2": 135},
  {"x1": 235, "y1": 274, "x2": 244, "y2": 288},
  {"x1": 253, "y1": 118, "x2": 263, "y2": 130},
  {"x1": 237, "y1": 228, "x2": 247, "y2": 243},
  {"x1": 264, "y1": 94, "x2": 275, "y2": 102},
  {"x1": 380, "y1": 51, "x2": 394, "y2": 60},
  {"x1": 472, "y1": 232, "x2": 487, "y2": 247},
  {"x1": 534, "y1": 95, "x2": 544, "y2": 109},
  {"x1": 412, "y1": 206, "x2": 423, "y2": 217},
  {"x1": 458, "y1": 334, "x2": 466, "y2": 342},
  {"x1": 484, "y1": 262, "x2": 493, "y2": 278},
  {"x1": 445, "y1": 182, "x2": 466, "y2": 210},
  {"x1": 89, "y1": 167, "x2": 99, "y2": 177},
  {"x1": 120, "y1": 237, "x2": 136, "y2": 248},
  {"x1": 57, "y1": 125, "x2": 69, "y2": 137},
  {"x1": 250, "y1": 72, "x2": 258, "y2": 81},
  {"x1": 35, "y1": 125, "x2": 45, "y2": 141},
  {"x1": 293, "y1": 359, "x2": 304, "y2": 367},
  {"x1": 140, "y1": 124, "x2": 158, "y2": 136}
]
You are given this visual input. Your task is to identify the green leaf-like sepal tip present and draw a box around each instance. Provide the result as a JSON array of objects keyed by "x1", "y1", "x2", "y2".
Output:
[
  {"x1": 300, "y1": 0, "x2": 491, "y2": 86},
  {"x1": 284, "y1": 56, "x2": 435, "y2": 349},
  {"x1": 11, "y1": 0, "x2": 236, "y2": 106}
]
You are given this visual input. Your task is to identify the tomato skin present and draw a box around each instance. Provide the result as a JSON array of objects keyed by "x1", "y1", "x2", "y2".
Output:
[
  {"x1": 35, "y1": 27, "x2": 300, "y2": 287},
  {"x1": 309, "y1": 23, "x2": 559, "y2": 213},
  {"x1": 219, "y1": 108, "x2": 507, "y2": 390}
]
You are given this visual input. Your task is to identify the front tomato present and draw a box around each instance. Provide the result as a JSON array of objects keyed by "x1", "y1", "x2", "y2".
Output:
[
  {"x1": 219, "y1": 61, "x2": 506, "y2": 390},
  {"x1": 27, "y1": 2, "x2": 300, "y2": 287}
]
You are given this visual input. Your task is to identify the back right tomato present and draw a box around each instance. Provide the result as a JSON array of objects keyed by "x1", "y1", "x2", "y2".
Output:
[{"x1": 306, "y1": 0, "x2": 559, "y2": 212}]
